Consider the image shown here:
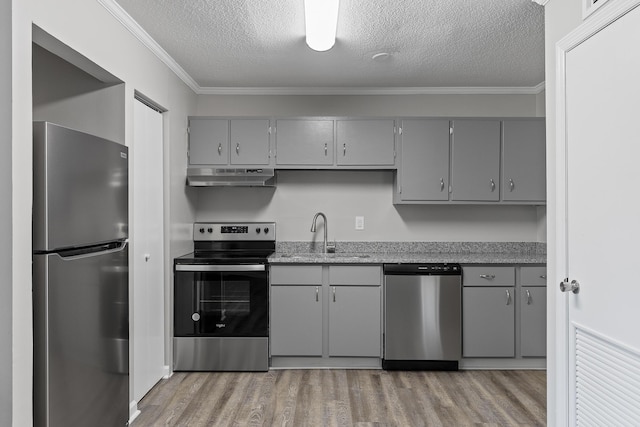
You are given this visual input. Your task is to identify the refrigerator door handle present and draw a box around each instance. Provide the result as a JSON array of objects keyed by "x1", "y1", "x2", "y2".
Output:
[{"x1": 58, "y1": 240, "x2": 128, "y2": 260}]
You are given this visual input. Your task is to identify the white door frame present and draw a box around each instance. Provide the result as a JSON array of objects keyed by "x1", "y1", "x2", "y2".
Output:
[{"x1": 554, "y1": 1, "x2": 640, "y2": 425}]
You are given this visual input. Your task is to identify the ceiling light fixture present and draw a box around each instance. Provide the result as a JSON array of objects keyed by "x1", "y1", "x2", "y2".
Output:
[{"x1": 304, "y1": 0, "x2": 340, "y2": 52}]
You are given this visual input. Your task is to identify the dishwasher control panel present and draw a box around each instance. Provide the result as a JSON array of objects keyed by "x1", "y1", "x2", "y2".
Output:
[{"x1": 384, "y1": 263, "x2": 461, "y2": 275}]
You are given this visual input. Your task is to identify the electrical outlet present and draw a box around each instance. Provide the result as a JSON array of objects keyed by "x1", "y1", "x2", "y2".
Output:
[{"x1": 355, "y1": 216, "x2": 365, "y2": 230}]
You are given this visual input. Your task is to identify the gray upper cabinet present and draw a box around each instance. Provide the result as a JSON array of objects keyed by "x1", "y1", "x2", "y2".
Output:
[
  {"x1": 502, "y1": 119, "x2": 546, "y2": 202},
  {"x1": 188, "y1": 117, "x2": 270, "y2": 166},
  {"x1": 229, "y1": 119, "x2": 271, "y2": 165},
  {"x1": 396, "y1": 119, "x2": 450, "y2": 201},
  {"x1": 451, "y1": 120, "x2": 501, "y2": 201},
  {"x1": 274, "y1": 119, "x2": 334, "y2": 166},
  {"x1": 188, "y1": 118, "x2": 228, "y2": 165},
  {"x1": 336, "y1": 119, "x2": 396, "y2": 167}
]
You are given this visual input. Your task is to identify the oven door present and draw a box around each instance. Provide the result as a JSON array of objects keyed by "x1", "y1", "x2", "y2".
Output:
[{"x1": 174, "y1": 264, "x2": 268, "y2": 337}]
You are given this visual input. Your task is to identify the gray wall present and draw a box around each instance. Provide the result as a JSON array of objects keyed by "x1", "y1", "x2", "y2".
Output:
[
  {"x1": 32, "y1": 44, "x2": 125, "y2": 144},
  {"x1": 195, "y1": 93, "x2": 545, "y2": 243},
  {"x1": 1, "y1": 0, "x2": 12, "y2": 423}
]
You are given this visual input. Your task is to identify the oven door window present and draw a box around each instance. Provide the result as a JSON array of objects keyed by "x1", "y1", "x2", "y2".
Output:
[{"x1": 174, "y1": 270, "x2": 268, "y2": 337}]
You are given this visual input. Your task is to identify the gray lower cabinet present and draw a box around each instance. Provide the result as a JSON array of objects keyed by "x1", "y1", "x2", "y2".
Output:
[
  {"x1": 520, "y1": 266, "x2": 547, "y2": 357},
  {"x1": 462, "y1": 265, "x2": 546, "y2": 360},
  {"x1": 328, "y1": 285, "x2": 381, "y2": 357},
  {"x1": 270, "y1": 265, "x2": 382, "y2": 363},
  {"x1": 395, "y1": 119, "x2": 450, "y2": 201},
  {"x1": 274, "y1": 119, "x2": 334, "y2": 166},
  {"x1": 270, "y1": 285, "x2": 323, "y2": 356},
  {"x1": 336, "y1": 119, "x2": 396, "y2": 167},
  {"x1": 502, "y1": 119, "x2": 546, "y2": 202},
  {"x1": 520, "y1": 286, "x2": 546, "y2": 357},
  {"x1": 451, "y1": 120, "x2": 501, "y2": 201},
  {"x1": 463, "y1": 286, "x2": 515, "y2": 357}
]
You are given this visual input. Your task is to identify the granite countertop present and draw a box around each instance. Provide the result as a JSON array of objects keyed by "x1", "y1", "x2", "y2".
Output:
[{"x1": 268, "y1": 241, "x2": 547, "y2": 265}]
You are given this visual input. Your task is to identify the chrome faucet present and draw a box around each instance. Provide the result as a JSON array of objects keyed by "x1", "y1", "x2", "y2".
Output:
[{"x1": 310, "y1": 212, "x2": 335, "y2": 253}]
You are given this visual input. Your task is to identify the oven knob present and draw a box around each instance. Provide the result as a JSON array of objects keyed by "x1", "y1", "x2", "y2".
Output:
[
  {"x1": 208, "y1": 228, "x2": 213, "y2": 233},
  {"x1": 192, "y1": 312, "x2": 200, "y2": 322},
  {"x1": 255, "y1": 227, "x2": 261, "y2": 234},
  {"x1": 199, "y1": 227, "x2": 205, "y2": 234},
  {"x1": 264, "y1": 227, "x2": 269, "y2": 234}
]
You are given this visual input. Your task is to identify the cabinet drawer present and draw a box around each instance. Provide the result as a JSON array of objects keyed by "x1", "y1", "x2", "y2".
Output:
[
  {"x1": 521, "y1": 266, "x2": 547, "y2": 286},
  {"x1": 463, "y1": 266, "x2": 515, "y2": 286},
  {"x1": 329, "y1": 266, "x2": 381, "y2": 286},
  {"x1": 270, "y1": 265, "x2": 322, "y2": 285}
]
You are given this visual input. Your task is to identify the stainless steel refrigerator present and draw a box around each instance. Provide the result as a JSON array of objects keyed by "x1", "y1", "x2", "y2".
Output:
[{"x1": 32, "y1": 122, "x2": 129, "y2": 427}]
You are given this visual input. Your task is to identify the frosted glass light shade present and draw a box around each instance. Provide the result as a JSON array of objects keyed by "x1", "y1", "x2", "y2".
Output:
[{"x1": 304, "y1": 0, "x2": 340, "y2": 52}]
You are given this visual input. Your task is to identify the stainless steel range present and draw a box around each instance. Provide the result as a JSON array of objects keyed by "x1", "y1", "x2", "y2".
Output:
[{"x1": 173, "y1": 222, "x2": 275, "y2": 371}]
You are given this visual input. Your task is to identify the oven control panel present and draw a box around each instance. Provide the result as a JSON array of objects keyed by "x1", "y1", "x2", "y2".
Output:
[{"x1": 194, "y1": 222, "x2": 276, "y2": 241}]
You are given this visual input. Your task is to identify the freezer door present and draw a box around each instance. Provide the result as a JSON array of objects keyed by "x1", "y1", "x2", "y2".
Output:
[
  {"x1": 33, "y1": 122, "x2": 128, "y2": 251},
  {"x1": 33, "y1": 244, "x2": 129, "y2": 427}
]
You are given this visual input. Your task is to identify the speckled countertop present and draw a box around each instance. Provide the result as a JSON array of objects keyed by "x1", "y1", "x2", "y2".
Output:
[{"x1": 268, "y1": 241, "x2": 546, "y2": 265}]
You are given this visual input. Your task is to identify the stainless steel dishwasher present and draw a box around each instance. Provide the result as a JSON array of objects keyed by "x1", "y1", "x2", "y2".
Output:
[{"x1": 383, "y1": 263, "x2": 462, "y2": 370}]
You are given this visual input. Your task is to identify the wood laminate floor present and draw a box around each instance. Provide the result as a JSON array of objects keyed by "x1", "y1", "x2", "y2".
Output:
[{"x1": 132, "y1": 369, "x2": 546, "y2": 427}]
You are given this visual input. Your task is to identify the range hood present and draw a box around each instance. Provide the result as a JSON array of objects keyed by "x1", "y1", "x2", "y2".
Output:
[{"x1": 186, "y1": 167, "x2": 276, "y2": 187}]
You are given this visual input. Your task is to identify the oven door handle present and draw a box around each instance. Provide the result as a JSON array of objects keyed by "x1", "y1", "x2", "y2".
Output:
[{"x1": 175, "y1": 264, "x2": 266, "y2": 272}]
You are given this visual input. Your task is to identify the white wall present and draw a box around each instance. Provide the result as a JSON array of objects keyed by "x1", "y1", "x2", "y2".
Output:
[
  {"x1": 196, "y1": 93, "x2": 545, "y2": 243},
  {"x1": 2, "y1": 0, "x2": 12, "y2": 424},
  {"x1": 544, "y1": 0, "x2": 582, "y2": 424},
  {"x1": 11, "y1": 0, "x2": 199, "y2": 424}
]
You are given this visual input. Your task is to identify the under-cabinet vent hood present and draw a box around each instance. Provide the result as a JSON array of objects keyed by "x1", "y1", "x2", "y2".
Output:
[{"x1": 186, "y1": 167, "x2": 276, "y2": 187}]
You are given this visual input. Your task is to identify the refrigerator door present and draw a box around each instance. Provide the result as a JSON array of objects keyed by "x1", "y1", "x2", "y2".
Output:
[
  {"x1": 33, "y1": 243, "x2": 129, "y2": 427},
  {"x1": 33, "y1": 122, "x2": 128, "y2": 251}
]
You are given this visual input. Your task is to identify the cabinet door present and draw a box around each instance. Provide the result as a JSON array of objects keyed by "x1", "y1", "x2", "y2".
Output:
[
  {"x1": 229, "y1": 119, "x2": 270, "y2": 165},
  {"x1": 270, "y1": 285, "x2": 323, "y2": 356},
  {"x1": 275, "y1": 119, "x2": 334, "y2": 165},
  {"x1": 502, "y1": 120, "x2": 546, "y2": 202},
  {"x1": 336, "y1": 119, "x2": 395, "y2": 166},
  {"x1": 520, "y1": 286, "x2": 546, "y2": 357},
  {"x1": 463, "y1": 287, "x2": 515, "y2": 357},
  {"x1": 188, "y1": 118, "x2": 228, "y2": 165},
  {"x1": 451, "y1": 120, "x2": 501, "y2": 201},
  {"x1": 398, "y1": 119, "x2": 450, "y2": 201},
  {"x1": 328, "y1": 286, "x2": 381, "y2": 357}
]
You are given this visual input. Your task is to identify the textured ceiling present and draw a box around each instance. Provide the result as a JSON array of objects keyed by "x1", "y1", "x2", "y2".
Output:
[{"x1": 113, "y1": 0, "x2": 544, "y2": 90}]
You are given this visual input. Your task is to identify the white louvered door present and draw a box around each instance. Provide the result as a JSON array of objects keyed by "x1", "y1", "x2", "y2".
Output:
[{"x1": 559, "y1": 2, "x2": 640, "y2": 425}]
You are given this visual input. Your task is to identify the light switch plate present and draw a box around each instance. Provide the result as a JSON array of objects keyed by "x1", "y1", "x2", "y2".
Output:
[{"x1": 355, "y1": 216, "x2": 365, "y2": 230}]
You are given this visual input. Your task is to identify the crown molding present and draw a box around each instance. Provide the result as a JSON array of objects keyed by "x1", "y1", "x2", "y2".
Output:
[
  {"x1": 531, "y1": 0, "x2": 550, "y2": 6},
  {"x1": 99, "y1": 0, "x2": 546, "y2": 97},
  {"x1": 97, "y1": 0, "x2": 199, "y2": 93},
  {"x1": 198, "y1": 83, "x2": 546, "y2": 96}
]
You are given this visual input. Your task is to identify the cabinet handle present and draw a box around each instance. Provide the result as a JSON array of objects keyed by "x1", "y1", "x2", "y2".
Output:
[
  {"x1": 333, "y1": 286, "x2": 336, "y2": 302},
  {"x1": 490, "y1": 179, "x2": 496, "y2": 192},
  {"x1": 324, "y1": 143, "x2": 328, "y2": 156},
  {"x1": 540, "y1": 275, "x2": 547, "y2": 280},
  {"x1": 505, "y1": 289, "x2": 512, "y2": 305},
  {"x1": 343, "y1": 143, "x2": 346, "y2": 156},
  {"x1": 440, "y1": 178, "x2": 445, "y2": 192},
  {"x1": 526, "y1": 289, "x2": 532, "y2": 305},
  {"x1": 236, "y1": 143, "x2": 240, "y2": 155},
  {"x1": 315, "y1": 286, "x2": 319, "y2": 302},
  {"x1": 480, "y1": 274, "x2": 495, "y2": 280},
  {"x1": 218, "y1": 143, "x2": 222, "y2": 155},
  {"x1": 509, "y1": 178, "x2": 515, "y2": 192}
]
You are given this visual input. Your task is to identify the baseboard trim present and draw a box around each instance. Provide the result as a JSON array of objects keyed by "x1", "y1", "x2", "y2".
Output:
[
  {"x1": 460, "y1": 358, "x2": 546, "y2": 370},
  {"x1": 129, "y1": 400, "x2": 141, "y2": 424}
]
